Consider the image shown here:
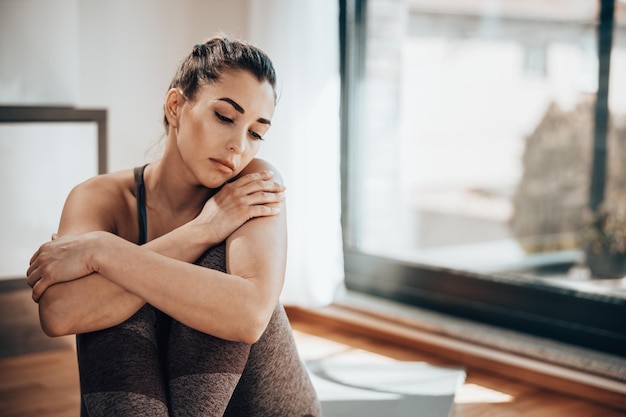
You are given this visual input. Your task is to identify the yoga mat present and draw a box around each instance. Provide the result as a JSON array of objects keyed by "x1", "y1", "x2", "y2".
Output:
[{"x1": 307, "y1": 358, "x2": 465, "y2": 417}]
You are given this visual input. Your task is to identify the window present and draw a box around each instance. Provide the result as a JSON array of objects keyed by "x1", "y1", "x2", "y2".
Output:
[
  {"x1": 0, "y1": 107, "x2": 107, "y2": 281},
  {"x1": 340, "y1": 0, "x2": 626, "y2": 355}
]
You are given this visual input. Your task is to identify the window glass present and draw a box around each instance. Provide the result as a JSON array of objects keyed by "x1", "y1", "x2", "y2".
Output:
[
  {"x1": 349, "y1": 0, "x2": 626, "y2": 283},
  {"x1": 607, "y1": 3, "x2": 626, "y2": 206},
  {"x1": 0, "y1": 122, "x2": 98, "y2": 279}
]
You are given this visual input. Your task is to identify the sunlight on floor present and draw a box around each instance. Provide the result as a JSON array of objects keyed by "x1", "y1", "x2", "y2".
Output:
[
  {"x1": 293, "y1": 329, "x2": 397, "y2": 363},
  {"x1": 454, "y1": 383, "x2": 515, "y2": 404}
]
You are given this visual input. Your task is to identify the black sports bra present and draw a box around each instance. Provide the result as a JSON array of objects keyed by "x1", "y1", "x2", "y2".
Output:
[{"x1": 133, "y1": 165, "x2": 149, "y2": 245}]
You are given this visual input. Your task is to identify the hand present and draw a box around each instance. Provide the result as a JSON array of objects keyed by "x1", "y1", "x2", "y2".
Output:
[
  {"x1": 198, "y1": 170, "x2": 286, "y2": 244},
  {"x1": 26, "y1": 232, "x2": 102, "y2": 302}
]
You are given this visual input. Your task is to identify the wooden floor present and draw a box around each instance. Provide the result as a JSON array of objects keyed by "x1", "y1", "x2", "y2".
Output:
[
  {"x1": 288, "y1": 309, "x2": 626, "y2": 417},
  {"x1": 1, "y1": 287, "x2": 625, "y2": 417}
]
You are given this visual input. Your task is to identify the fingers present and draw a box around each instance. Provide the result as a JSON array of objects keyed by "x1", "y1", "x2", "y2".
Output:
[
  {"x1": 233, "y1": 185, "x2": 285, "y2": 216},
  {"x1": 28, "y1": 232, "x2": 56, "y2": 270},
  {"x1": 29, "y1": 247, "x2": 41, "y2": 266},
  {"x1": 234, "y1": 170, "x2": 286, "y2": 193},
  {"x1": 26, "y1": 266, "x2": 40, "y2": 288},
  {"x1": 27, "y1": 240, "x2": 49, "y2": 280},
  {"x1": 27, "y1": 259, "x2": 48, "y2": 289},
  {"x1": 248, "y1": 190, "x2": 286, "y2": 207},
  {"x1": 26, "y1": 265, "x2": 46, "y2": 302},
  {"x1": 246, "y1": 169, "x2": 277, "y2": 183},
  {"x1": 26, "y1": 239, "x2": 55, "y2": 302},
  {"x1": 198, "y1": 170, "x2": 286, "y2": 237},
  {"x1": 240, "y1": 179, "x2": 286, "y2": 201},
  {"x1": 250, "y1": 204, "x2": 281, "y2": 217},
  {"x1": 31, "y1": 280, "x2": 45, "y2": 303},
  {"x1": 222, "y1": 170, "x2": 286, "y2": 209},
  {"x1": 27, "y1": 259, "x2": 61, "y2": 303},
  {"x1": 27, "y1": 245, "x2": 44, "y2": 279}
]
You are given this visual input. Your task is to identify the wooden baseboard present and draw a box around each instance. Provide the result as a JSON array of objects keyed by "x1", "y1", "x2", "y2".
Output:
[{"x1": 285, "y1": 304, "x2": 626, "y2": 412}]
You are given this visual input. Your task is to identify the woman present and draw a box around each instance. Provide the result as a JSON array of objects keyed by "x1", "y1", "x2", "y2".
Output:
[{"x1": 26, "y1": 36, "x2": 320, "y2": 416}]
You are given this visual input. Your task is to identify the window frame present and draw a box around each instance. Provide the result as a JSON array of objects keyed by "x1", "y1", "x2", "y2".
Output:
[
  {"x1": 339, "y1": 0, "x2": 626, "y2": 356},
  {"x1": 0, "y1": 106, "x2": 108, "y2": 174}
]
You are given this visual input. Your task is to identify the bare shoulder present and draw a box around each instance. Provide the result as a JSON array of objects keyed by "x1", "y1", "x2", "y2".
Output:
[
  {"x1": 70, "y1": 169, "x2": 134, "y2": 205},
  {"x1": 59, "y1": 169, "x2": 137, "y2": 235}
]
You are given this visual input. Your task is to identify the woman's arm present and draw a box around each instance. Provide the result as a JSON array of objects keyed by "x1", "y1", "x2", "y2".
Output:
[
  {"x1": 90, "y1": 186, "x2": 286, "y2": 344},
  {"x1": 30, "y1": 160, "x2": 285, "y2": 338},
  {"x1": 34, "y1": 219, "x2": 224, "y2": 337}
]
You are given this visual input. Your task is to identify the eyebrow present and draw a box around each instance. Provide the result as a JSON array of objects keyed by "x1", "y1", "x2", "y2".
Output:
[{"x1": 218, "y1": 97, "x2": 271, "y2": 126}]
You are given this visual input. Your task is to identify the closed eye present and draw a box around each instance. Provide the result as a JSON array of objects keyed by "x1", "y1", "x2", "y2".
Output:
[
  {"x1": 248, "y1": 130, "x2": 264, "y2": 141},
  {"x1": 216, "y1": 110, "x2": 264, "y2": 140},
  {"x1": 215, "y1": 111, "x2": 233, "y2": 123}
]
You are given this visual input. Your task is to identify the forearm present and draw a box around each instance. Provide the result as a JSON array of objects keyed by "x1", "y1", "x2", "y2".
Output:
[
  {"x1": 39, "y1": 219, "x2": 218, "y2": 336},
  {"x1": 94, "y1": 207, "x2": 286, "y2": 343},
  {"x1": 95, "y1": 235, "x2": 271, "y2": 343},
  {"x1": 147, "y1": 216, "x2": 221, "y2": 262},
  {"x1": 39, "y1": 274, "x2": 143, "y2": 336}
]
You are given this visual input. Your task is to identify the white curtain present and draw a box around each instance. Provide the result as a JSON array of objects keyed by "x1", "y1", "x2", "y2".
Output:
[{"x1": 248, "y1": 0, "x2": 345, "y2": 306}]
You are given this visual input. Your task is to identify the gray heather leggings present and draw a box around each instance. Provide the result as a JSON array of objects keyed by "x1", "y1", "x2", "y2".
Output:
[{"x1": 76, "y1": 243, "x2": 320, "y2": 416}]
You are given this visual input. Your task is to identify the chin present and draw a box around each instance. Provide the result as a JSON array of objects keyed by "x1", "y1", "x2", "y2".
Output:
[{"x1": 198, "y1": 173, "x2": 229, "y2": 189}]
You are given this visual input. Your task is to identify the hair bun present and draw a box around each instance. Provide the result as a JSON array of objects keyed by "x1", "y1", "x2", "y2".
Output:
[{"x1": 192, "y1": 44, "x2": 207, "y2": 57}]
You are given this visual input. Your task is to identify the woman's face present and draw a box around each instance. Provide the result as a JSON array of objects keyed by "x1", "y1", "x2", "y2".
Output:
[{"x1": 174, "y1": 69, "x2": 276, "y2": 188}]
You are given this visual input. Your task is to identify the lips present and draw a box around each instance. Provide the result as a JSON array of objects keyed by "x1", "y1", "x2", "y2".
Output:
[{"x1": 211, "y1": 158, "x2": 235, "y2": 172}]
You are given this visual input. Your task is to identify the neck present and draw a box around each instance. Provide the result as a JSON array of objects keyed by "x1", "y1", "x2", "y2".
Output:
[{"x1": 144, "y1": 156, "x2": 214, "y2": 217}]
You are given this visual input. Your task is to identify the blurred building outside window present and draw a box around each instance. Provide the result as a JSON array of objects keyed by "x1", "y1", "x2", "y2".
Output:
[{"x1": 350, "y1": 0, "x2": 626, "y2": 295}]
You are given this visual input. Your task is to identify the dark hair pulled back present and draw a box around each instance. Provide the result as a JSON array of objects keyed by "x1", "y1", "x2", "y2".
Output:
[{"x1": 164, "y1": 35, "x2": 277, "y2": 130}]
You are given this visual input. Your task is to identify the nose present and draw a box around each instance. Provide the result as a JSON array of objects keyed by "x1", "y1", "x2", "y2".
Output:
[{"x1": 226, "y1": 131, "x2": 246, "y2": 154}]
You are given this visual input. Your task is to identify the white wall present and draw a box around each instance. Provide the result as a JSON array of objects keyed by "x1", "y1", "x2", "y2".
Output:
[
  {"x1": 1, "y1": 0, "x2": 250, "y2": 171},
  {"x1": 0, "y1": 0, "x2": 80, "y2": 105},
  {"x1": 247, "y1": 0, "x2": 344, "y2": 304},
  {"x1": 77, "y1": 0, "x2": 250, "y2": 172}
]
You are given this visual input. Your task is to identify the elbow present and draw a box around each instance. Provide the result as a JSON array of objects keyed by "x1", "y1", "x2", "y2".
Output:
[
  {"x1": 38, "y1": 297, "x2": 73, "y2": 337},
  {"x1": 40, "y1": 318, "x2": 68, "y2": 338},
  {"x1": 238, "y1": 318, "x2": 267, "y2": 345},
  {"x1": 40, "y1": 317, "x2": 71, "y2": 338},
  {"x1": 237, "y1": 309, "x2": 272, "y2": 345},
  {"x1": 240, "y1": 326, "x2": 264, "y2": 345}
]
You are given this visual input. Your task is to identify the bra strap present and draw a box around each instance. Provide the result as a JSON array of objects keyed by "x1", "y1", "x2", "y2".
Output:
[{"x1": 133, "y1": 164, "x2": 149, "y2": 245}]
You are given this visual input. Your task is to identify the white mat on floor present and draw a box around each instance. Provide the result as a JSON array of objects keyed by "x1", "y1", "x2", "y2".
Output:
[{"x1": 307, "y1": 358, "x2": 465, "y2": 417}]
